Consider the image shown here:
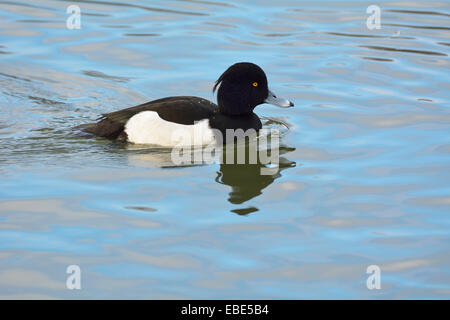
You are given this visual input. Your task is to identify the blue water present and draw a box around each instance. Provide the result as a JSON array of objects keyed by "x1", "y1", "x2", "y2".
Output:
[{"x1": 0, "y1": 0, "x2": 449, "y2": 299}]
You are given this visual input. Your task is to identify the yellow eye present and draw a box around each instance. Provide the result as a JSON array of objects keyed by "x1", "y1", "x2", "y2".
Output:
[{"x1": 252, "y1": 82, "x2": 258, "y2": 87}]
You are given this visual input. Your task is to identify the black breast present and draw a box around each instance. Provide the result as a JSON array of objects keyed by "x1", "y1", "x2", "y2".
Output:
[{"x1": 209, "y1": 112, "x2": 262, "y2": 141}]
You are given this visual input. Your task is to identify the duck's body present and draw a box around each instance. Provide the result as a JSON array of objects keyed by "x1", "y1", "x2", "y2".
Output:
[{"x1": 83, "y1": 62, "x2": 293, "y2": 146}]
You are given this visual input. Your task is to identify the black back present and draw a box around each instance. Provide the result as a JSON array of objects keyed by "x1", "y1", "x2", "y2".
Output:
[{"x1": 83, "y1": 96, "x2": 218, "y2": 139}]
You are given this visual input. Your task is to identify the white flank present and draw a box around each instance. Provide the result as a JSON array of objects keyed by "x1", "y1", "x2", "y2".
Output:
[{"x1": 124, "y1": 111, "x2": 216, "y2": 146}]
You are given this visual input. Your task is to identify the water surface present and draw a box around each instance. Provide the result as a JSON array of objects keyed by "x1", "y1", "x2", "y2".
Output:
[{"x1": 0, "y1": 0, "x2": 449, "y2": 299}]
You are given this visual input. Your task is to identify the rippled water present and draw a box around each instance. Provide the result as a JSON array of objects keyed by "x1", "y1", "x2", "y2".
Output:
[{"x1": 0, "y1": 0, "x2": 449, "y2": 299}]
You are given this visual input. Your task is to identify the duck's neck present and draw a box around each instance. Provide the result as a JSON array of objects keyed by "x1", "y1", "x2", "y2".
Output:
[{"x1": 217, "y1": 84, "x2": 254, "y2": 116}]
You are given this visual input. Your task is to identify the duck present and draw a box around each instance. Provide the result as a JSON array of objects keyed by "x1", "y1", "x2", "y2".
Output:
[{"x1": 82, "y1": 62, "x2": 294, "y2": 146}]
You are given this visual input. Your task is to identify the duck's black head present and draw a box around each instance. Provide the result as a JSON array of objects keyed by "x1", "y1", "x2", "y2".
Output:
[{"x1": 213, "y1": 62, "x2": 294, "y2": 116}]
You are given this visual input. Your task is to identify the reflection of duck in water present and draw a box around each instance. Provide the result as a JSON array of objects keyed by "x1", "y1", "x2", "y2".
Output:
[
  {"x1": 126, "y1": 143, "x2": 296, "y2": 215},
  {"x1": 216, "y1": 145, "x2": 296, "y2": 214}
]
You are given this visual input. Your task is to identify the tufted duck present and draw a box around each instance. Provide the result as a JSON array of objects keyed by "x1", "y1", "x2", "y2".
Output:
[{"x1": 82, "y1": 62, "x2": 293, "y2": 145}]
